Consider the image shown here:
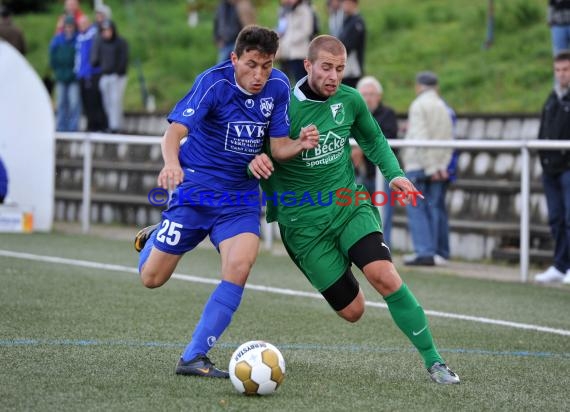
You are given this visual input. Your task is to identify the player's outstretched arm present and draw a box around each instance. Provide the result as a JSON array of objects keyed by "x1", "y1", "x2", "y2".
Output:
[
  {"x1": 157, "y1": 122, "x2": 187, "y2": 190},
  {"x1": 270, "y1": 124, "x2": 320, "y2": 162}
]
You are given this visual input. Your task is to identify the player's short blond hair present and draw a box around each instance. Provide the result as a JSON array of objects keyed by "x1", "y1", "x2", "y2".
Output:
[{"x1": 307, "y1": 35, "x2": 346, "y2": 63}]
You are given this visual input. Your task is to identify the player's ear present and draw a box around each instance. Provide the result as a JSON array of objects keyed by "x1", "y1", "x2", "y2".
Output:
[
  {"x1": 230, "y1": 51, "x2": 238, "y2": 66},
  {"x1": 303, "y1": 59, "x2": 311, "y2": 75}
]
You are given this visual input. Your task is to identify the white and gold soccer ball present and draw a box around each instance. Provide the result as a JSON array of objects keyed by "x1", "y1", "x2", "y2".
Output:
[{"x1": 229, "y1": 340, "x2": 286, "y2": 395}]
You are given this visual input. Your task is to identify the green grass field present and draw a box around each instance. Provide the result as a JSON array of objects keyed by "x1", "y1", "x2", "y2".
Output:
[{"x1": 1, "y1": 231, "x2": 569, "y2": 411}]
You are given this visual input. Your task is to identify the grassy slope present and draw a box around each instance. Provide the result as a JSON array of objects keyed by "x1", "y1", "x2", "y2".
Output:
[{"x1": 16, "y1": 0, "x2": 552, "y2": 114}]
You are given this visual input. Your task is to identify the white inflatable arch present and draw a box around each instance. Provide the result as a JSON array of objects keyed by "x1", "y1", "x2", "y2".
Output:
[{"x1": 0, "y1": 40, "x2": 54, "y2": 231}]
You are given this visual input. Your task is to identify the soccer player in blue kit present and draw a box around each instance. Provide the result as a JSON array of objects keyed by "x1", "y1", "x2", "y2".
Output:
[{"x1": 134, "y1": 25, "x2": 319, "y2": 378}]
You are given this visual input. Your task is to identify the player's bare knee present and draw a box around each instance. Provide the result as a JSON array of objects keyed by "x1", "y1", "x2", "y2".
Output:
[
  {"x1": 224, "y1": 256, "x2": 255, "y2": 279},
  {"x1": 363, "y1": 261, "x2": 402, "y2": 295},
  {"x1": 338, "y1": 305, "x2": 364, "y2": 323},
  {"x1": 140, "y1": 269, "x2": 168, "y2": 289},
  {"x1": 335, "y1": 287, "x2": 365, "y2": 322},
  {"x1": 141, "y1": 275, "x2": 160, "y2": 289}
]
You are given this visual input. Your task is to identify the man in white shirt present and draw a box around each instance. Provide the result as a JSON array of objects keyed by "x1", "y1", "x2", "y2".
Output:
[{"x1": 400, "y1": 71, "x2": 453, "y2": 266}]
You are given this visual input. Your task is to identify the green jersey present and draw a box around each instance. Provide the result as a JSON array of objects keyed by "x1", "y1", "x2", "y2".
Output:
[{"x1": 262, "y1": 80, "x2": 404, "y2": 227}]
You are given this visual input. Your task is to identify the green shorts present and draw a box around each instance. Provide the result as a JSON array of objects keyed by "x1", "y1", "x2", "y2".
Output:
[{"x1": 279, "y1": 201, "x2": 382, "y2": 292}]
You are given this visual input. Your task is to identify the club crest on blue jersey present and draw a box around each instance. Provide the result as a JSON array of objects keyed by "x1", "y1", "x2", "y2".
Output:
[
  {"x1": 260, "y1": 97, "x2": 274, "y2": 118},
  {"x1": 330, "y1": 103, "x2": 345, "y2": 125}
]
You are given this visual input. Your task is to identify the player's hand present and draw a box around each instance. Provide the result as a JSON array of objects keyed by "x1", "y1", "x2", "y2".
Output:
[
  {"x1": 389, "y1": 176, "x2": 424, "y2": 206},
  {"x1": 299, "y1": 124, "x2": 320, "y2": 150},
  {"x1": 248, "y1": 153, "x2": 274, "y2": 180},
  {"x1": 157, "y1": 163, "x2": 184, "y2": 190}
]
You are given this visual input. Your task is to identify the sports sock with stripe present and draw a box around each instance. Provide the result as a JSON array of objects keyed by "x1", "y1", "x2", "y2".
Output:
[
  {"x1": 181, "y1": 280, "x2": 244, "y2": 362},
  {"x1": 384, "y1": 283, "x2": 444, "y2": 369}
]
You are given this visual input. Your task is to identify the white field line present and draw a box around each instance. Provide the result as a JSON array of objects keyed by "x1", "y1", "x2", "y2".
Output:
[{"x1": 1, "y1": 249, "x2": 570, "y2": 337}]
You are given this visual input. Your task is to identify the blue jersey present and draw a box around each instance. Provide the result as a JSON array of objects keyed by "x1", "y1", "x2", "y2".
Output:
[{"x1": 168, "y1": 60, "x2": 291, "y2": 191}]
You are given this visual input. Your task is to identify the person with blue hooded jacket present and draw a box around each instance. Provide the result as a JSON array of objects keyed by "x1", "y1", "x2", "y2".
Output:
[{"x1": 75, "y1": 15, "x2": 107, "y2": 131}]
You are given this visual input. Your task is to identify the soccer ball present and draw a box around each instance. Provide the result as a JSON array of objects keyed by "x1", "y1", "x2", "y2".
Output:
[{"x1": 229, "y1": 340, "x2": 286, "y2": 395}]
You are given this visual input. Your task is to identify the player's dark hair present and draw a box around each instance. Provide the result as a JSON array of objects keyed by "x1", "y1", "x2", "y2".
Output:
[
  {"x1": 234, "y1": 25, "x2": 279, "y2": 58},
  {"x1": 307, "y1": 35, "x2": 346, "y2": 63},
  {"x1": 554, "y1": 50, "x2": 570, "y2": 63}
]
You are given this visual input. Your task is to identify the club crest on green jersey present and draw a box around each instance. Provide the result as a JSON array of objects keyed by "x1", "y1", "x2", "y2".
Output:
[{"x1": 330, "y1": 103, "x2": 345, "y2": 125}]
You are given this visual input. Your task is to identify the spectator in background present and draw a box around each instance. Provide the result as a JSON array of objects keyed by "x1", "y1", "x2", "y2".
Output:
[
  {"x1": 548, "y1": 0, "x2": 570, "y2": 55},
  {"x1": 535, "y1": 50, "x2": 570, "y2": 284},
  {"x1": 327, "y1": 0, "x2": 344, "y2": 37},
  {"x1": 91, "y1": 20, "x2": 129, "y2": 133},
  {"x1": 94, "y1": 3, "x2": 112, "y2": 31},
  {"x1": 214, "y1": 0, "x2": 256, "y2": 63},
  {"x1": 338, "y1": 0, "x2": 365, "y2": 88},
  {"x1": 49, "y1": 15, "x2": 81, "y2": 132},
  {"x1": 93, "y1": 2, "x2": 112, "y2": 56},
  {"x1": 0, "y1": 156, "x2": 7, "y2": 204},
  {"x1": 55, "y1": 0, "x2": 84, "y2": 33},
  {"x1": 75, "y1": 15, "x2": 107, "y2": 131},
  {"x1": 400, "y1": 71, "x2": 453, "y2": 266},
  {"x1": 276, "y1": 0, "x2": 315, "y2": 82},
  {"x1": 95, "y1": 3, "x2": 112, "y2": 20},
  {"x1": 0, "y1": 5, "x2": 26, "y2": 55},
  {"x1": 355, "y1": 75, "x2": 399, "y2": 245}
]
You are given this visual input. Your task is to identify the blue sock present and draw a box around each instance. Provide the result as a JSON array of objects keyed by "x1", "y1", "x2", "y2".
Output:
[
  {"x1": 138, "y1": 229, "x2": 157, "y2": 273},
  {"x1": 181, "y1": 280, "x2": 244, "y2": 362}
]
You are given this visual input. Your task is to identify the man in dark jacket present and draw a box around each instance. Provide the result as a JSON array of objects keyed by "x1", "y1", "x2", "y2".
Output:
[
  {"x1": 535, "y1": 50, "x2": 570, "y2": 284},
  {"x1": 91, "y1": 20, "x2": 128, "y2": 133},
  {"x1": 214, "y1": 0, "x2": 255, "y2": 63},
  {"x1": 338, "y1": 0, "x2": 365, "y2": 88}
]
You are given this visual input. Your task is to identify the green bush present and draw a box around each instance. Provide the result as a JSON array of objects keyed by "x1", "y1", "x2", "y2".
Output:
[
  {"x1": 425, "y1": 5, "x2": 458, "y2": 24},
  {"x1": 513, "y1": 0, "x2": 542, "y2": 26},
  {"x1": 383, "y1": 8, "x2": 417, "y2": 32},
  {"x1": 495, "y1": 0, "x2": 543, "y2": 32}
]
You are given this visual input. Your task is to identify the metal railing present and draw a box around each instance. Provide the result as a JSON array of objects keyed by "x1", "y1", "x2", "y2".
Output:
[{"x1": 55, "y1": 132, "x2": 570, "y2": 283}]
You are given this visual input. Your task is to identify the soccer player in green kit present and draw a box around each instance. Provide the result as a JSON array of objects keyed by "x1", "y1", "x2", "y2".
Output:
[{"x1": 248, "y1": 35, "x2": 460, "y2": 384}]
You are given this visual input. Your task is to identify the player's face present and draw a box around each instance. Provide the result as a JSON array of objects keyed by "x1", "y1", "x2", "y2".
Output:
[
  {"x1": 232, "y1": 50, "x2": 275, "y2": 95},
  {"x1": 305, "y1": 50, "x2": 346, "y2": 98},
  {"x1": 554, "y1": 59, "x2": 570, "y2": 89}
]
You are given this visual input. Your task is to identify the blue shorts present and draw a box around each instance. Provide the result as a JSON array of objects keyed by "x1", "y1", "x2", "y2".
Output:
[{"x1": 152, "y1": 182, "x2": 261, "y2": 254}]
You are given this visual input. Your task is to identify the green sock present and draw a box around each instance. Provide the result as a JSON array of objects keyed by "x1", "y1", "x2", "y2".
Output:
[{"x1": 384, "y1": 283, "x2": 443, "y2": 369}]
